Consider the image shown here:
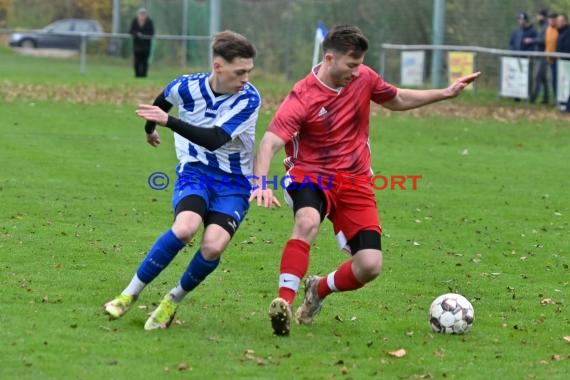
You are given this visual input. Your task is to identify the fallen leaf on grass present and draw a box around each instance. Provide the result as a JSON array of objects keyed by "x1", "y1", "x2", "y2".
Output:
[
  {"x1": 540, "y1": 298, "x2": 555, "y2": 305},
  {"x1": 387, "y1": 348, "x2": 407, "y2": 358},
  {"x1": 564, "y1": 336, "x2": 570, "y2": 343},
  {"x1": 244, "y1": 349, "x2": 267, "y2": 366},
  {"x1": 551, "y1": 354, "x2": 562, "y2": 361},
  {"x1": 177, "y1": 362, "x2": 190, "y2": 371},
  {"x1": 433, "y1": 349, "x2": 445, "y2": 359}
]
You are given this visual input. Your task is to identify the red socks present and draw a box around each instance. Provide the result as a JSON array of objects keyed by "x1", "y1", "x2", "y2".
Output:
[
  {"x1": 317, "y1": 260, "x2": 363, "y2": 299},
  {"x1": 278, "y1": 239, "x2": 310, "y2": 304},
  {"x1": 278, "y1": 241, "x2": 365, "y2": 304}
]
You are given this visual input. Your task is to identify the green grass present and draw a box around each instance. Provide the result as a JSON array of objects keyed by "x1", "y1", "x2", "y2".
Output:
[
  {"x1": 0, "y1": 45, "x2": 293, "y2": 100},
  {"x1": 1, "y1": 50, "x2": 569, "y2": 379}
]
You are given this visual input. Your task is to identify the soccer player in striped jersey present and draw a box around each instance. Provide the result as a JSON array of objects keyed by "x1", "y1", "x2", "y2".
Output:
[
  {"x1": 104, "y1": 31, "x2": 265, "y2": 330},
  {"x1": 250, "y1": 25, "x2": 480, "y2": 336}
]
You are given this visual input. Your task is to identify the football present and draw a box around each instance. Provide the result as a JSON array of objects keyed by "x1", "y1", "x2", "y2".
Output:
[{"x1": 429, "y1": 293, "x2": 474, "y2": 334}]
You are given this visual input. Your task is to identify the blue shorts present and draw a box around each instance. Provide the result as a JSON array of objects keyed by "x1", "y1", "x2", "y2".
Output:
[{"x1": 172, "y1": 162, "x2": 251, "y2": 225}]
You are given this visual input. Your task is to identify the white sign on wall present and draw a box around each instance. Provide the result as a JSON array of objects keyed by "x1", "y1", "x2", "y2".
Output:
[
  {"x1": 400, "y1": 51, "x2": 425, "y2": 87},
  {"x1": 556, "y1": 60, "x2": 570, "y2": 104},
  {"x1": 499, "y1": 57, "x2": 529, "y2": 99}
]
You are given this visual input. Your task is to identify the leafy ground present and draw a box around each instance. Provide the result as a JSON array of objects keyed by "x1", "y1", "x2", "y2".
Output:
[{"x1": 1, "y1": 48, "x2": 569, "y2": 379}]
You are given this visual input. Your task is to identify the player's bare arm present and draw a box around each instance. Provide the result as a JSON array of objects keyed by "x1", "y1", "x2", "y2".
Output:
[
  {"x1": 382, "y1": 72, "x2": 481, "y2": 111},
  {"x1": 249, "y1": 131, "x2": 285, "y2": 208}
]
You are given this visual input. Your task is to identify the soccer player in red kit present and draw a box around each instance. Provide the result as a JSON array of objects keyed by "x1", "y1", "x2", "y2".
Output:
[{"x1": 250, "y1": 25, "x2": 480, "y2": 336}]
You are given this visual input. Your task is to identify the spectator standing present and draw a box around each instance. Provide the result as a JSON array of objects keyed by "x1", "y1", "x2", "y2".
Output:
[
  {"x1": 509, "y1": 12, "x2": 537, "y2": 102},
  {"x1": 129, "y1": 8, "x2": 155, "y2": 78},
  {"x1": 545, "y1": 12, "x2": 559, "y2": 101},
  {"x1": 509, "y1": 12, "x2": 537, "y2": 51},
  {"x1": 556, "y1": 14, "x2": 570, "y2": 111},
  {"x1": 529, "y1": 10, "x2": 549, "y2": 104}
]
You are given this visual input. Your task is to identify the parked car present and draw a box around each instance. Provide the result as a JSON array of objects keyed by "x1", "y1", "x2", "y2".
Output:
[{"x1": 9, "y1": 19, "x2": 103, "y2": 49}]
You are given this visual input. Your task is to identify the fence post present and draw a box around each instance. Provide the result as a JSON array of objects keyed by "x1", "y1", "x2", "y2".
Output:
[
  {"x1": 473, "y1": 52, "x2": 478, "y2": 96},
  {"x1": 431, "y1": 0, "x2": 445, "y2": 88},
  {"x1": 380, "y1": 48, "x2": 386, "y2": 78},
  {"x1": 181, "y1": 0, "x2": 189, "y2": 68},
  {"x1": 80, "y1": 34, "x2": 87, "y2": 74}
]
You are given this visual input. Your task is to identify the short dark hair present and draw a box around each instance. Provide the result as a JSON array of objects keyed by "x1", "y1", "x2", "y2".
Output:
[
  {"x1": 322, "y1": 25, "x2": 368, "y2": 58},
  {"x1": 518, "y1": 12, "x2": 529, "y2": 22},
  {"x1": 548, "y1": 12, "x2": 558, "y2": 19},
  {"x1": 212, "y1": 30, "x2": 256, "y2": 62}
]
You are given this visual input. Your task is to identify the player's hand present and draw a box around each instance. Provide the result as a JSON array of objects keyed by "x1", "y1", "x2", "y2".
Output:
[
  {"x1": 249, "y1": 188, "x2": 281, "y2": 208},
  {"x1": 146, "y1": 130, "x2": 161, "y2": 147},
  {"x1": 136, "y1": 104, "x2": 169, "y2": 125},
  {"x1": 444, "y1": 72, "x2": 481, "y2": 98}
]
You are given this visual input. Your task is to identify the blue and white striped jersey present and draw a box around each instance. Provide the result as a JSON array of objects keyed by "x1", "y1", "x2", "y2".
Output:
[{"x1": 163, "y1": 72, "x2": 261, "y2": 176}]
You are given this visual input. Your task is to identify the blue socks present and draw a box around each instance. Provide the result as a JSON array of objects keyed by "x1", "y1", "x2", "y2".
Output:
[
  {"x1": 180, "y1": 250, "x2": 220, "y2": 292},
  {"x1": 135, "y1": 229, "x2": 219, "y2": 300},
  {"x1": 136, "y1": 229, "x2": 186, "y2": 283}
]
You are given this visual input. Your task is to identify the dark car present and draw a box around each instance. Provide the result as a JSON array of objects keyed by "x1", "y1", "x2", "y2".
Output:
[{"x1": 9, "y1": 19, "x2": 103, "y2": 49}]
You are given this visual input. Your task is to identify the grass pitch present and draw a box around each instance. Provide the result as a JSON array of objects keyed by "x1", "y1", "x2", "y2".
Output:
[{"x1": 0, "y1": 47, "x2": 568, "y2": 379}]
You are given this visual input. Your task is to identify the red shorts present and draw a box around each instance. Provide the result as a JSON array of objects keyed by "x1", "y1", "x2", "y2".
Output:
[{"x1": 283, "y1": 169, "x2": 382, "y2": 250}]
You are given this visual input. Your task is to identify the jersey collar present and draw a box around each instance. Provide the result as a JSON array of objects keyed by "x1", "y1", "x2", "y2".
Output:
[{"x1": 311, "y1": 63, "x2": 343, "y2": 94}]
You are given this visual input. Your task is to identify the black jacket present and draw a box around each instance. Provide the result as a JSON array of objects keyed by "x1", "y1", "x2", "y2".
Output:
[
  {"x1": 129, "y1": 18, "x2": 154, "y2": 52},
  {"x1": 557, "y1": 26, "x2": 570, "y2": 55},
  {"x1": 509, "y1": 25, "x2": 537, "y2": 51}
]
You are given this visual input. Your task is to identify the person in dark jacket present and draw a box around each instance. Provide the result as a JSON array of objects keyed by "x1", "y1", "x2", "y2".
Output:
[
  {"x1": 528, "y1": 9, "x2": 549, "y2": 104},
  {"x1": 508, "y1": 12, "x2": 537, "y2": 102},
  {"x1": 509, "y1": 12, "x2": 537, "y2": 51},
  {"x1": 129, "y1": 8, "x2": 155, "y2": 78}
]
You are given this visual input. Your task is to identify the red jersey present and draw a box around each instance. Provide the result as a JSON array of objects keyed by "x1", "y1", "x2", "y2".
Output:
[{"x1": 268, "y1": 64, "x2": 397, "y2": 179}]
